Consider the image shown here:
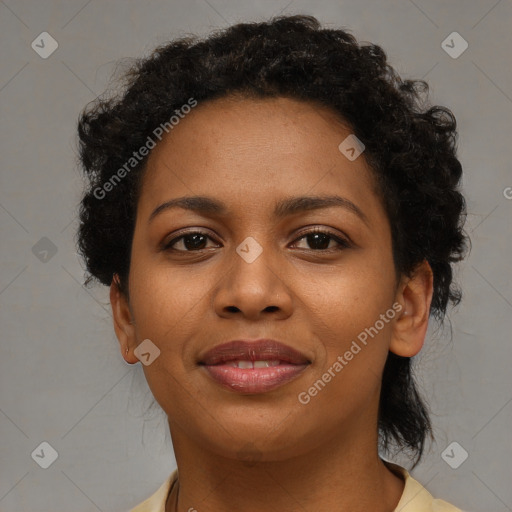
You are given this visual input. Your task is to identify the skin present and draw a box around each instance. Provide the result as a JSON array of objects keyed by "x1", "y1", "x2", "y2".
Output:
[{"x1": 110, "y1": 95, "x2": 433, "y2": 512}]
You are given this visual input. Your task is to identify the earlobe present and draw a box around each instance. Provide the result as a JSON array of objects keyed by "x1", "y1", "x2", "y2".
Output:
[
  {"x1": 110, "y1": 274, "x2": 138, "y2": 364},
  {"x1": 389, "y1": 260, "x2": 434, "y2": 358}
]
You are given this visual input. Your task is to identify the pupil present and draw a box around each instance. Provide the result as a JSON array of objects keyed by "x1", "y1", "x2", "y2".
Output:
[
  {"x1": 308, "y1": 233, "x2": 329, "y2": 250},
  {"x1": 185, "y1": 234, "x2": 206, "y2": 250}
]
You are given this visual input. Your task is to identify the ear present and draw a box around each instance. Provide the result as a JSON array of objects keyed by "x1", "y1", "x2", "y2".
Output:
[
  {"x1": 390, "y1": 260, "x2": 434, "y2": 358},
  {"x1": 110, "y1": 275, "x2": 139, "y2": 364}
]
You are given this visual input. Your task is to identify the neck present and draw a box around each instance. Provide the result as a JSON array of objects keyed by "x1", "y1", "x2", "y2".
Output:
[{"x1": 165, "y1": 419, "x2": 404, "y2": 512}]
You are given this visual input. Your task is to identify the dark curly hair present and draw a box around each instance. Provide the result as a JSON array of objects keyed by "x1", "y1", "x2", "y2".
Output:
[{"x1": 75, "y1": 14, "x2": 468, "y2": 467}]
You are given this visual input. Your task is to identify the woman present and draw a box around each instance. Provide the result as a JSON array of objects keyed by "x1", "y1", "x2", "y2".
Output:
[{"x1": 76, "y1": 15, "x2": 468, "y2": 512}]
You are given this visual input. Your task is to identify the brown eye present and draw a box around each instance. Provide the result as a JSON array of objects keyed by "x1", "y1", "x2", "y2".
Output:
[
  {"x1": 292, "y1": 228, "x2": 350, "y2": 251},
  {"x1": 163, "y1": 231, "x2": 219, "y2": 252}
]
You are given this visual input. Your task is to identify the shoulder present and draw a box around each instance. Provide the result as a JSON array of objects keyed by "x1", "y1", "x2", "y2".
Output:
[
  {"x1": 129, "y1": 469, "x2": 178, "y2": 512},
  {"x1": 386, "y1": 461, "x2": 464, "y2": 512}
]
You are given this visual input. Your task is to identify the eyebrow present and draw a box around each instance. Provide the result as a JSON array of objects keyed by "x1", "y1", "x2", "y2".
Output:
[{"x1": 148, "y1": 194, "x2": 368, "y2": 225}]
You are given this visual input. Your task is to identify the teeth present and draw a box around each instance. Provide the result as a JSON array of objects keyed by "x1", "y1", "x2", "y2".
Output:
[
  {"x1": 222, "y1": 360, "x2": 282, "y2": 368},
  {"x1": 254, "y1": 360, "x2": 281, "y2": 368}
]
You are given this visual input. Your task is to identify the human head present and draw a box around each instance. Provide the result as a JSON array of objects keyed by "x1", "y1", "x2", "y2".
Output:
[{"x1": 76, "y1": 14, "x2": 467, "y2": 466}]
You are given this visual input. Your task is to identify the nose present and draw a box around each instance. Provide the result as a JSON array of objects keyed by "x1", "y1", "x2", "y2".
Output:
[{"x1": 212, "y1": 240, "x2": 293, "y2": 321}]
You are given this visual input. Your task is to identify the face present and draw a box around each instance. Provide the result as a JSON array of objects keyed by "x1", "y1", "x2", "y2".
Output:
[{"x1": 112, "y1": 95, "x2": 424, "y2": 462}]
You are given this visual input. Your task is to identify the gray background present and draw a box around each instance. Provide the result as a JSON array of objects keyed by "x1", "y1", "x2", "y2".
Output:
[{"x1": 0, "y1": 1, "x2": 511, "y2": 511}]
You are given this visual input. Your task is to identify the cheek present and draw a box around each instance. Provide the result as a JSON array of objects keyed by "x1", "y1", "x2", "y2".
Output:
[
  {"x1": 301, "y1": 251, "x2": 396, "y2": 380},
  {"x1": 297, "y1": 280, "x2": 396, "y2": 424},
  {"x1": 129, "y1": 257, "x2": 204, "y2": 336},
  {"x1": 128, "y1": 261, "x2": 207, "y2": 411},
  {"x1": 306, "y1": 256, "x2": 396, "y2": 333}
]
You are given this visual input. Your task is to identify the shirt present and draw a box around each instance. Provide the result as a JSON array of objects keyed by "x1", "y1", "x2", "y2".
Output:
[{"x1": 129, "y1": 462, "x2": 463, "y2": 512}]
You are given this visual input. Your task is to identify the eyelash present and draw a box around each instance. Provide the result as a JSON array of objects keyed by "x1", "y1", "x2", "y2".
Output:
[{"x1": 162, "y1": 227, "x2": 351, "y2": 253}]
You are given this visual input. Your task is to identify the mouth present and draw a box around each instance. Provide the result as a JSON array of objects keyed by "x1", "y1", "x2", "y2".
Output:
[{"x1": 198, "y1": 339, "x2": 311, "y2": 394}]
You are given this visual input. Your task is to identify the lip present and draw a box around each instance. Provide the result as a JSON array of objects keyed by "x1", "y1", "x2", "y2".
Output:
[
  {"x1": 199, "y1": 339, "x2": 311, "y2": 365},
  {"x1": 199, "y1": 339, "x2": 311, "y2": 393}
]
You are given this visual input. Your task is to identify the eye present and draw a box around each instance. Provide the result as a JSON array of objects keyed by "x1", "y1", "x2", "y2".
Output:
[
  {"x1": 162, "y1": 227, "x2": 351, "y2": 253},
  {"x1": 162, "y1": 231, "x2": 220, "y2": 252},
  {"x1": 291, "y1": 227, "x2": 351, "y2": 251}
]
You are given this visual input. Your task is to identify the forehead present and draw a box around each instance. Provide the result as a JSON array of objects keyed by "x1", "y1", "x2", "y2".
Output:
[{"x1": 139, "y1": 95, "x2": 381, "y2": 218}]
